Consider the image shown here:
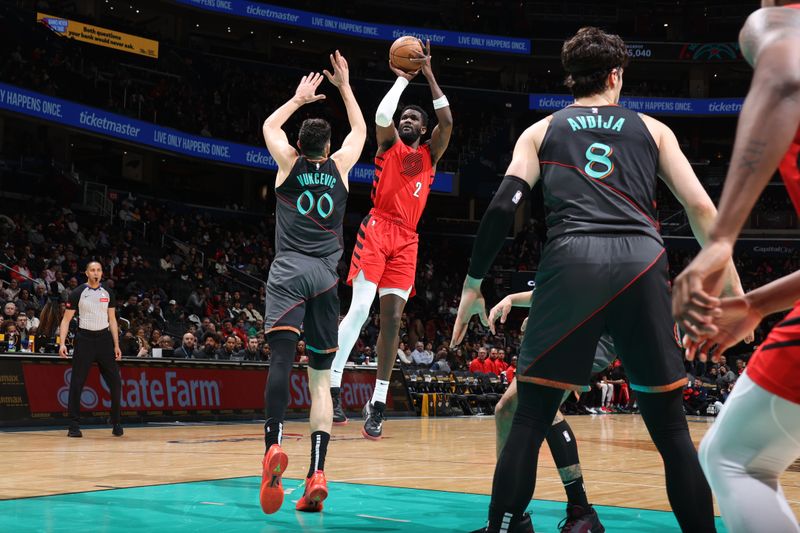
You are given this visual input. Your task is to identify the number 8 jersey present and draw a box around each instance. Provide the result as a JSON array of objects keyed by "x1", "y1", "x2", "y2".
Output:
[
  {"x1": 538, "y1": 105, "x2": 662, "y2": 244},
  {"x1": 371, "y1": 141, "x2": 434, "y2": 231},
  {"x1": 275, "y1": 156, "x2": 348, "y2": 258}
]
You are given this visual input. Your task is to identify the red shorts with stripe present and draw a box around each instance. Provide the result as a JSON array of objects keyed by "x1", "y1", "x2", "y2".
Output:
[
  {"x1": 347, "y1": 211, "x2": 418, "y2": 294},
  {"x1": 747, "y1": 303, "x2": 800, "y2": 405}
]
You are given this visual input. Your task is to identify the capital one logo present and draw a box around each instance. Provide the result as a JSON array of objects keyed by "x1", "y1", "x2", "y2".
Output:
[{"x1": 57, "y1": 368, "x2": 99, "y2": 409}]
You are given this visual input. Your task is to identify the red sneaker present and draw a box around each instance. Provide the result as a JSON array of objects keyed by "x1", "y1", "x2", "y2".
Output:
[
  {"x1": 295, "y1": 470, "x2": 328, "y2": 513},
  {"x1": 259, "y1": 444, "x2": 289, "y2": 515}
]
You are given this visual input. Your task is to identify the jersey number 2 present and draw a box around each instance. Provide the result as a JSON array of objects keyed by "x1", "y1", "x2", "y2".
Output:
[
  {"x1": 584, "y1": 142, "x2": 614, "y2": 180},
  {"x1": 413, "y1": 181, "x2": 422, "y2": 198}
]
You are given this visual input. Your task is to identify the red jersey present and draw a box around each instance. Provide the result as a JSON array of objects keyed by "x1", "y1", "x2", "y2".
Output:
[
  {"x1": 372, "y1": 141, "x2": 434, "y2": 231},
  {"x1": 505, "y1": 365, "x2": 516, "y2": 382},
  {"x1": 748, "y1": 126, "x2": 800, "y2": 403},
  {"x1": 469, "y1": 358, "x2": 489, "y2": 374}
]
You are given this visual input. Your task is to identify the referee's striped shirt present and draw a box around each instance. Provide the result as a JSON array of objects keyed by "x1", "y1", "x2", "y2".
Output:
[{"x1": 66, "y1": 284, "x2": 116, "y2": 331}]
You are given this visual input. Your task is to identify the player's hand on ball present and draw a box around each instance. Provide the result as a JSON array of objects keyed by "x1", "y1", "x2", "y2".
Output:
[
  {"x1": 450, "y1": 278, "x2": 490, "y2": 347},
  {"x1": 488, "y1": 296, "x2": 513, "y2": 335},
  {"x1": 409, "y1": 39, "x2": 433, "y2": 78},
  {"x1": 323, "y1": 50, "x2": 349, "y2": 88},
  {"x1": 388, "y1": 60, "x2": 419, "y2": 81},
  {"x1": 293, "y1": 72, "x2": 327, "y2": 105},
  {"x1": 59, "y1": 344, "x2": 68, "y2": 358}
]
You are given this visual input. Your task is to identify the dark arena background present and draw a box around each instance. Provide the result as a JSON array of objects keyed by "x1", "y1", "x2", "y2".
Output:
[{"x1": 1, "y1": 0, "x2": 798, "y2": 531}]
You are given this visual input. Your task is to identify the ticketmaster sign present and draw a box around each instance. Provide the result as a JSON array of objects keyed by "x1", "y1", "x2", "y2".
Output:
[
  {"x1": 174, "y1": 0, "x2": 530, "y2": 54},
  {"x1": 529, "y1": 94, "x2": 744, "y2": 115},
  {"x1": 0, "y1": 82, "x2": 454, "y2": 192}
]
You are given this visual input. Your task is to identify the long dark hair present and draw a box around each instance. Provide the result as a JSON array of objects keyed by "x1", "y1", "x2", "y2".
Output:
[{"x1": 37, "y1": 301, "x2": 63, "y2": 339}]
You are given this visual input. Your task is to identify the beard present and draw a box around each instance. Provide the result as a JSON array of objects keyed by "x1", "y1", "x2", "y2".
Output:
[{"x1": 399, "y1": 128, "x2": 420, "y2": 145}]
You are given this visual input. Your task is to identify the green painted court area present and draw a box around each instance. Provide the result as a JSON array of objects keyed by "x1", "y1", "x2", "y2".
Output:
[{"x1": 0, "y1": 477, "x2": 727, "y2": 532}]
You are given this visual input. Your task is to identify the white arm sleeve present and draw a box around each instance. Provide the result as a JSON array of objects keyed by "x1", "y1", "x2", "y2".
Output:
[{"x1": 375, "y1": 77, "x2": 409, "y2": 127}]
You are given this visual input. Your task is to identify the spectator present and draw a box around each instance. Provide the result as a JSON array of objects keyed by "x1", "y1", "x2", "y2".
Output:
[
  {"x1": 134, "y1": 327, "x2": 150, "y2": 357},
  {"x1": 16, "y1": 314, "x2": 30, "y2": 338},
  {"x1": 215, "y1": 335, "x2": 238, "y2": 360},
  {"x1": 296, "y1": 340, "x2": 309, "y2": 364},
  {"x1": 469, "y1": 347, "x2": 490, "y2": 373},
  {"x1": 15, "y1": 289, "x2": 37, "y2": 313},
  {"x1": 197, "y1": 335, "x2": 219, "y2": 359},
  {"x1": 240, "y1": 301, "x2": 263, "y2": 327},
  {"x1": 164, "y1": 299, "x2": 182, "y2": 326},
  {"x1": 157, "y1": 335, "x2": 175, "y2": 352},
  {"x1": 259, "y1": 342, "x2": 271, "y2": 361},
  {"x1": 431, "y1": 350, "x2": 451, "y2": 372},
  {"x1": 10, "y1": 257, "x2": 33, "y2": 286},
  {"x1": 2, "y1": 279, "x2": 20, "y2": 301},
  {"x1": 397, "y1": 341, "x2": 413, "y2": 364},
  {"x1": 505, "y1": 355, "x2": 518, "y2": 382},
  {"x1": 411, "y1": 341, "x2": 432, "y2": 365},
  {"x1": 235, "y1": 336, "x2": 261, "y2": 361},
  {"x1": 174, "y1": 332, "x2": 198, "y2": 358},
  {"x1": 3, "y1": 302, "x2": 17, "y2": 321}
]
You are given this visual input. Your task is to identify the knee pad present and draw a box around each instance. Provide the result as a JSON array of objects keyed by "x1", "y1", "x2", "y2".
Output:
[{"x1": 308, "y1": 352, "x2": 335, "y2": 371}]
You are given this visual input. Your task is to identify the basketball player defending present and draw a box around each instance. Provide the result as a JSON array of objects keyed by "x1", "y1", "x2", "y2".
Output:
[
  {"x1": 487, "y1": 290, "x2": 613, "y2": 531},
  {"x1": 329, "y1": 40, "x2": 453, "y2": 439},
  {"x1": 259, "y1": 52, "x2": 365, "y2": 515},
  {"x1": 452, "y1": 27, "x2": 745, "y2": 533},
  {"x1": 673, "y1": 3, "x2": 800, "y2": 531}
]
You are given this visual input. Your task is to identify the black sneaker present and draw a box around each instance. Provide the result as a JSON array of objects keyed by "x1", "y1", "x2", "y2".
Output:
[
  {"x1": 112, "y1": 424, "x2": 124, "y2": 437},
  {"x1": 361, "y1": 401, "x2": 386, "y2": 440},
  {"x1": 558, "y1": 504, "x2": 604, "y2": 533},
  {"x1": 67, "y1": 426, "x2": 82, "y2": 438},
  {"x1": 469, "y1": 512, "x2": 534, "y2": 533},
  {"x1": 331, "y1": 388, "x2": 348, "y2": 425}
]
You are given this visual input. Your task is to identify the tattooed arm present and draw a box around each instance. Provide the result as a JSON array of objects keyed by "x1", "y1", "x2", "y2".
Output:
[{"x1": 672, "y1": 6, "x2": 800, "y2": 342}]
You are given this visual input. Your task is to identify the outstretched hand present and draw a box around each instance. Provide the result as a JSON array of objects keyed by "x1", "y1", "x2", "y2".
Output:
[
  {"x1": 409, "y1": 39, "x2": 433, "y2": 78},
  {"x1": 450, "y1": 279, "x2": 489, "y2": 347},
  {"x1": 323, "y1": 50, "x2": 350, "y2": 89},
  {"x1": 388, "y1": 60, "x2": 420, "y2": 81},
  {"x1": 293, "y1": 72, "x2": 326, "y2": 105},
  {"x1": 488, "y1": 296, "x2": 513, "y2": 335},
  {"x1": 683, "y1": 295, "x2": 763, "y2": 361}
]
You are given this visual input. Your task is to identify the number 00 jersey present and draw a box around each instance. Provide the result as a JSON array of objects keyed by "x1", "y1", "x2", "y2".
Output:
[
  {"x1": 371, "y1": 141, "x2": 434, "y2": 232},
  {"x1": 538, "y1": 105, "x2": 662, "y2": 244},
  {"x1": 274, "y1": 156, "x2": 348, "y2": 259}
]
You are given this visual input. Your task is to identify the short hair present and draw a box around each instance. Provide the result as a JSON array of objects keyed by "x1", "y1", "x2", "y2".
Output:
[
  {"x1": 298, "y1": 118, "x2": 331, "y2": 156},
  {"x1": 561, "y1": 27, "x2": 629, "y2": 98},
  {"x1": 401, "y1": 105, "x2": 428, "y2": 127},
  {"x1": 85, "y1": 260, "x2": 102, "y2": 271}
]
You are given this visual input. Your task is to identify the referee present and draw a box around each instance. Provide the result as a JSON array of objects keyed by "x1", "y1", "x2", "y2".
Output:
[{"x1": 58, "y1": 261, "x2": 123, "y2": 438}]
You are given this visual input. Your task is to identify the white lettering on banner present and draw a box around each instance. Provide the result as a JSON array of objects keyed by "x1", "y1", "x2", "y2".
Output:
[
  {"x1": 288, "y1": 372, "x2": 374, "y2": 408},
  {"x1": 709, "y1": 101, "x2": 742, "y2": 113},
  {"x1": 245, "y1": 150, "x2": 275, "y2": 167},
  {"x1": 216, "y1": 0, "x2": 232, "y2": 9},
  {"x1": 100, "y1": 371, "x2": 221, "y2": 408},
  {"x1": 245, "y1": 4, "x2": 300, "y2": 22},
  {"x1": 341, "y1": 381, "x2": 373, "y2": 407},
  {"x1": 78, "y1": 111, "x2": 141, "y2": 137}
]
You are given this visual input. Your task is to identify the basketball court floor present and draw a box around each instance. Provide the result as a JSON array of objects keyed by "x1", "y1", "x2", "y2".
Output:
[{"x1": 3, "y1": 414, "x2": 797, "y2": 531}]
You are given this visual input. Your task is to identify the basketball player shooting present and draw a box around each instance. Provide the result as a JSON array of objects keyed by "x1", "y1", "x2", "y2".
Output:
[
  {"x1": 450, "y1": 27, "x2": 745, "y2": 533},
  {"x1": 258, "y1": 51, "x2": 366, "y2": 516},
  {"x1": 673, "y1": 3, "x2": 800, "y2": 531},
  {"x1": 329, "y1": 39, "x2": 453, "y2": 440}
]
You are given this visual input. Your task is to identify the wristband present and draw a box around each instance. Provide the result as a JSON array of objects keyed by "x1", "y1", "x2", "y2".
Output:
[{"x1": 432, "y1": 95, "x2": 450, "y2": 109}]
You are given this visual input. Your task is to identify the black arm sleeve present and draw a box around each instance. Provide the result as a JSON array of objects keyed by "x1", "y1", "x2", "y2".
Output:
[{"x1": 467, "y1": 175, "x2": 531, "y2": 279}]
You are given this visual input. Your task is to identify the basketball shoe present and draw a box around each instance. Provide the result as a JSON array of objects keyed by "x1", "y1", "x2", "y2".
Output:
[
  {"x1": 259, "y1": 444, "x2": 289, "y2": 514},
  {"x1": 295, "y1": 470, "x2": 328, "y2": 512},
  {"x1": 558, "y1": 503, "x2": 605, "y2": 533},
  {"x1": 362, "y1": 401, "x2": 386, "y2": 440},
  {"x1": 331, "y1": 388, "x2": 348, "y2": 425}
]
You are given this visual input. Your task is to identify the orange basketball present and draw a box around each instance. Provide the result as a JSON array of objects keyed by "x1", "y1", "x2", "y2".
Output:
[{"x1": 390, "y1": 36, "x2": 424, "y2": 73}]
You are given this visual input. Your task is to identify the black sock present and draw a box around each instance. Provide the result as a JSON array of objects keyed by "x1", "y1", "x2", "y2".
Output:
[
  {"x1": 307, "y1": 431, "x2": 330, "y2": 478},
  {"x1": 263, "y1": 331, "x2": 298, "y2": 452},
  {"x1": 264, "y1": 419, "x2": 283, "y2": 449},
  {"x1": 638, "y1": 388, "x2": 716, "y2": 533},
  {"x1": 546, "y1": 419, "x2": 589, "y2": 508},
  {"x1": 487, "y1": 382, "x2": 564, "y2": 531},
  {"x1": 331, "y1": 387, "x2": 340, "y2": 396}
]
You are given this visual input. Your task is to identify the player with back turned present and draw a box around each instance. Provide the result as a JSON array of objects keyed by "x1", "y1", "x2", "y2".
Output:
[
  {"x1": 258, "y1": 51, "x2": 365, "y2": 515},
  {"x1": 673, "y1": 2, "x2": 800, "y2": 531},
  {"x1": 451, "y1": 27, "x2": 746, "y2": 533},
  {"x1": 328, "y1": 39, "x2": 453, "y2": 439}
]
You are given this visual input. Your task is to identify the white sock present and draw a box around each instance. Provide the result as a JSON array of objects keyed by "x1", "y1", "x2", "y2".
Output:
[
  {"x1": 330, "y1": 368, "x2": 344, "y2": 389},
  {"x1": 330, "y1": 272, "x2": 377, "y2": 383},
  {"x1": 372, "y1": 379, "x2": 389, "y2": 405}
]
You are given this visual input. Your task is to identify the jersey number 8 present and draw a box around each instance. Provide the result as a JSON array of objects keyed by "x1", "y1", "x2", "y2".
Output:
[
  {"x1": 584, "y1": 142, "x2": 614, "y2": 180},
  {"x1": 297, "y1": 190, "x2": 334, "y2": 218}
]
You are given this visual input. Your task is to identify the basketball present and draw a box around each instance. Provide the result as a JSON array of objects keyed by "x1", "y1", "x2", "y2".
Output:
[{"x1": 390, "y1": 36, "x2": 424, "y2": 73}]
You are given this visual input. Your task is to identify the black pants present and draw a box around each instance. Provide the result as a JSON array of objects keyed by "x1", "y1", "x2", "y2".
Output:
[{"x1": 69, "y1": 329, "x2": 122, "y2": 426}]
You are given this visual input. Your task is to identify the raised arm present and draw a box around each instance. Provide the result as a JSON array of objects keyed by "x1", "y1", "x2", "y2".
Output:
[
  {"x1": 376, "y1": 60, "x2": 421, "y2": 152},
  {"x1": 262, "y1": 73, "x2": 327, "y2": 177},
  {"x1": 450, "y1": 120, "x2": 548, "y2": 346},
  {"x1": 326, "y1": 51, "x2": 366, "y2": 185},
  {"x1": 411, "y1": 40, "x2": 452, "y2": 166}
]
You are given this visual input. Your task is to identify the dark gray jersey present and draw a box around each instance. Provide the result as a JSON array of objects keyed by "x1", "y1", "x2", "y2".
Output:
[
  {"x1": 274, "y1": 156, "x2": 347, "y2": 259},
  {"x1": 538, "y1": 105, "x2": 661, "y2": 244}
]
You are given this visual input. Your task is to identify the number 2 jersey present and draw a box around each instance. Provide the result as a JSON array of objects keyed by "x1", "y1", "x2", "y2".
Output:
[
  {"x1": 371, "y1": 141, "x2": 434, "y2": 231},
  {"x1": 274, "y1": 156, "x2": 348, "y2": 259},
  {"x1": 538, "y1": 105, "x2": 662, "y2": 244}
]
